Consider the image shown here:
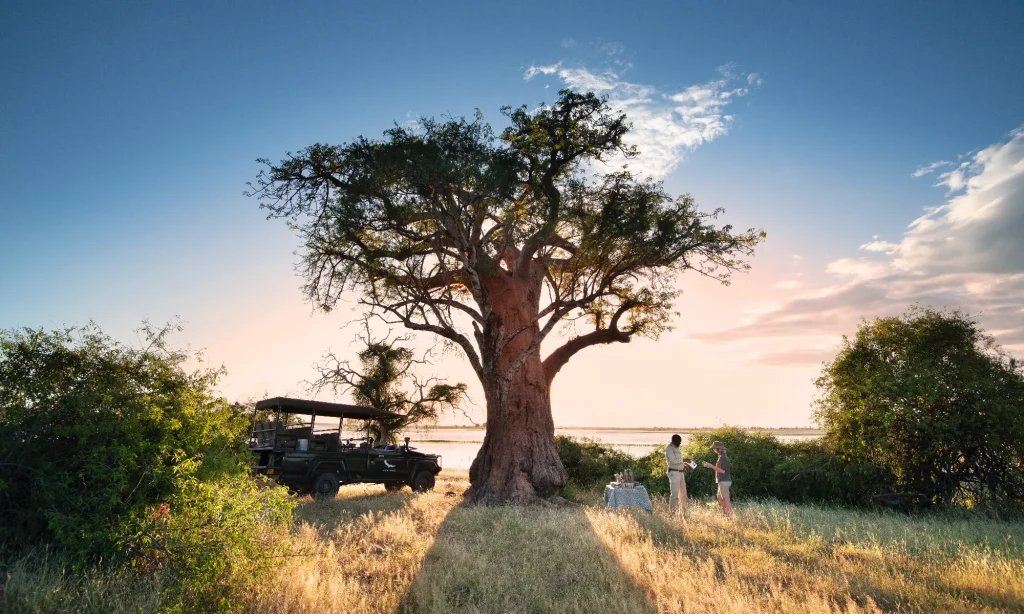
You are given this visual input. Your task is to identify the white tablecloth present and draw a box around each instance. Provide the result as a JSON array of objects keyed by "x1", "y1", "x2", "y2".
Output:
[{"x1": 604, "y1": 484, "x2": 653, "y2": 512}]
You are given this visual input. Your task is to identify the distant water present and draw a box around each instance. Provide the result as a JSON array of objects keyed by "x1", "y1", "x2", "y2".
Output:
[{"x1": 405, "y1": 427, "x2": 821, "y2": 469}]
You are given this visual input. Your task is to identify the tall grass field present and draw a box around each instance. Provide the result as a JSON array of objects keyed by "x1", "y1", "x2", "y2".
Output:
[{"x1": 3, "y1": 470, "x2": 1023, "y2": 613}]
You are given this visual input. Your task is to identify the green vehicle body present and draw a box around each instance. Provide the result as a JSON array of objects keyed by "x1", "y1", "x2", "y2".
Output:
[{"x1": 248, "y1": 397, "x2": 442, "y2": 498}]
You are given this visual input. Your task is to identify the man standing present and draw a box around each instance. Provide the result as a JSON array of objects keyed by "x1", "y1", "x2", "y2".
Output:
[
  {"x1": 703, "y1": 441, "x2": 733, "y2": 517},
  {"x1": 665, "y1": 434, "x2": 692, "y2": 514}
]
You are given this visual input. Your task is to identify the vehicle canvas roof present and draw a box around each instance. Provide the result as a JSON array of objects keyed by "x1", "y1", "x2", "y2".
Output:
[{"x1": 254, "y1": 397, "x2": 403, "y2": 420}]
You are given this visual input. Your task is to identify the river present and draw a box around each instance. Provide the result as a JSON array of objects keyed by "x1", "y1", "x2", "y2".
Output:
[{"x1": 403, "y1": 427, "x2": 822, "y2": 469}]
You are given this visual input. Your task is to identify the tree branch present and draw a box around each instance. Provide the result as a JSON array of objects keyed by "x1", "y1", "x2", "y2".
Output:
[{"x1": 541, "y1": 301, "x2": 635, "y2": 385}]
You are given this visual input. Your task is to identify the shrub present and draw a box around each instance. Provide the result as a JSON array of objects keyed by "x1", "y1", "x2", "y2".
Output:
[
  {"x1": 680, "y1": 427, "x2": 785, "y2": 499},
  {"x1": 631, "y1": 447, "x2": 670, "y2": 496},
  {"x1": 815, "y1": 307, "x2": 1024, "y2": 506},
  {"x1": 0, "y1": 323, "x2": 299, "y2": 612},
  {"x1": 555, "y1": 436, "x2": 633, "y2": 490},
  {"x1": 556, "y1": 428, "x2": 896, "y2": 508},
  {"x1": 0, "y1": 324, "x2": 254, "y2": 563},
  {"x1": 124, "y1": 470, "x2": 295, "y2": 613},
  {"x1": 554, "y1": 436, "x2": 671, "y2": 497},
  {"x1": 769, "y1": 440, "x2": 895, "y2": 506}
]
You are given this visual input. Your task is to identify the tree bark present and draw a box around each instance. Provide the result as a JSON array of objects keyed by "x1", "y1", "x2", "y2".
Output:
[{"x1": 465, "y1": 266, "x2": 567, "y2": 504}]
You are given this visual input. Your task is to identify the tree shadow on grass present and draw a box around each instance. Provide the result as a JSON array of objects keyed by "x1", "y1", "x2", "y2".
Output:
[
  {"x1": 294, "y1": 485, "x2": 418, "y2": 538},
  {"x1": 398, "y1": 502, "x2": 656, "y2": 614}
]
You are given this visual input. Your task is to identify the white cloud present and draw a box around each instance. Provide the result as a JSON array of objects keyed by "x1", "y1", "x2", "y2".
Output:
[
  {"x1": 747, "y1": 72, "x2": 764, "y2": 86},
  {"x1": 773, "y1": 280, "x2": 803, "y2": 289},
  {"x1": 896, "y1": 126, "x2": 1024, "y2": 275},
  {"x1": 561, "y1": 38, "x2": 577, "y2": 48},
  {"x1": 599, "y1": 41, "x2": 625, "y2": 56},
  {"x1": 859, "y1": 238, "x2": 899, "y2": 254},
  {"x1": 911, "y1": 160, "x2": 953, "y2": 178},
  {"x1": 741, "y1": 301, "x2": 782, "y2": 315},
  {"x1": 747, "y1": 348, "x2": 835, "y2": 367},
  {"x1": 825, "y1": 258, "x2": 889, "y2": 280},
  {"x1": 694, "y1": 126, "x2": 1024, "y2": 356},
  {"x1": 524, "y1": 61, "x2": 761, "y2": 179}
]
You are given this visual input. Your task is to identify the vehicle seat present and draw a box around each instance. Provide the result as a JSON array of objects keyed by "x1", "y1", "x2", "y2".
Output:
[
  {"x1": 283, "y1": 426, "x2": 311, "y2": 439},
  {"x1": 311, "y1": 433, "x2": 340, "y2": 452}
]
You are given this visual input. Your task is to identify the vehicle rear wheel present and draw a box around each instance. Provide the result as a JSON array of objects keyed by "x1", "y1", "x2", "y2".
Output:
[
  {"x1": 411, "y1": 469, "x2": 435, "y2": 493},
  {"x1": 311, "y1": 473, "x2": 339, "y2": 500},
  {"x1": 384, "y1": 482, "x2": 405, "y2": 493}
]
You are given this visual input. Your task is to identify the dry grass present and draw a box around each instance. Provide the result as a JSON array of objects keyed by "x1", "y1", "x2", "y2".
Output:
[
  {"x1": 5, "y1": 470, "x2": 1024, "y2": 613},
  {"x1": 0, "y1": 550, "x2": 160, "y2": 614},
  {"x1": 251, "y1": 470, "x2": 1024, "y2": 613}
]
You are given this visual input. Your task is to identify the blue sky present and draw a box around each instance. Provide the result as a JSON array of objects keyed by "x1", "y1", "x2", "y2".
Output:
[{"x1": 3, "y1": 0, "x2": 1023, "y2": 426}]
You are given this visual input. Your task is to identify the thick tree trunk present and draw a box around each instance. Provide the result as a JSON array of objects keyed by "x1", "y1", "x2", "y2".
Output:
[{"x1": 465, "y1": 267, "x2": 567, "y2": 504}]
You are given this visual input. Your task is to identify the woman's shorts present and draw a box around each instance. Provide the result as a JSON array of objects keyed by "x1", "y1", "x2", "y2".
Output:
[{"x1": 717, "y1": 481, "x2": 731, "y2": 498}]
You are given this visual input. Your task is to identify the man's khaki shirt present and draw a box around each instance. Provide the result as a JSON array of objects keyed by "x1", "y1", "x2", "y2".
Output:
[{"x1": 665, "y1": 443, "x2": 686, "y2": 471}]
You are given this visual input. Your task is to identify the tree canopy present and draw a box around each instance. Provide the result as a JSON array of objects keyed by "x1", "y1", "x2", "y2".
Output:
[
  {"x1": 815, "y1": 307, "x2": 1024, "y2": 507},
  {"x1": 310, "y1": 324, "x2": 467, "y2": 442},
  {"x1": 250, "y1": 90, "x2": 764, "y2": 387}
]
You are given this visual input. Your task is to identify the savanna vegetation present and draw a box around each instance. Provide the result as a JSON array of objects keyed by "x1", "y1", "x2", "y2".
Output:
[
  {"x1": 0, "y1": 324, "x2": 295, "y2": 612},
  {"x1": 2, "y1": 310, "x2": 1023, "y2": 612},
  {"x1": 6, "y1": 471, "x2": 1024, "y2": 613}
]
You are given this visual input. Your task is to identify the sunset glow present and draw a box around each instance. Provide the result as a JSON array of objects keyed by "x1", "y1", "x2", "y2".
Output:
[{"x1": 3, "y1": 1, "x2": 1021, "y2": 429}]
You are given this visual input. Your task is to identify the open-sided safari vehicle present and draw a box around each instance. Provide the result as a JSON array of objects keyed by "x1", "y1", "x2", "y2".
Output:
[{"x1": 248, "y1": 397, "x2": 442, "y2": 499}]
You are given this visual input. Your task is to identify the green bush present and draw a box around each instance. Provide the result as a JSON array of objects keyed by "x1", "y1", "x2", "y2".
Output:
[
  {"x1": 631, "y1": 447, "x2": 670, "y2": 496},
  {"x1": 124, "y1": 470, "x2": 295, "y2": 613},
  {"x1": 0, "y1": 323, "x2": 256, "y2": 564},
  {"x1": 815, "y1": 308, "x2": 1024, "y2": 507},
  {"x1": 0, "y1": 324, "x2": 299, "y2": 612},
  {"x1": 680, "y1": 427, "x2": 785, "y2": 499},
  {"x1": 555, "y1": 436, "x2": 633, "y2": 489},
  {"x1": 556, "y1": 427, "x2": 895, "y2": 507},
  {"x1": 0, "y1": 324, "x2": 258, "y2": 563},
  {"x1": 554, "y1": 436, "x2": 670, "y2": 497},
  {"x1": 769, "y1": 440, "x2": 895, "y2": 506}
]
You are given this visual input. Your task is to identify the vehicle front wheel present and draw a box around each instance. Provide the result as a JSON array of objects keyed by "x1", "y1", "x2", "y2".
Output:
[
  {"x1": 384, "y1": 482, "x2": 405, "y2": 493},
  {"x1": 411, "y1": 470, "x2": 435, "y2": 493},
  {"x1": 311, "y1": 473, "x2": 339, "y2": 500}
]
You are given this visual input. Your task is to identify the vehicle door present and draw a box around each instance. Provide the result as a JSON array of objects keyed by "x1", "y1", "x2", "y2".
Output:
[
  {"x1": 369, "y1": 446, "x2": 407, "y2": 478},
  {"x1": 343, "y1": 445, "x2": 369, "y2": 473}
]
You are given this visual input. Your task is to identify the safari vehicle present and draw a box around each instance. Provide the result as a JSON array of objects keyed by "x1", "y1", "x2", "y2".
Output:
[{"x1": 248, "y1": 397, "x2": 442, "y2": 499}]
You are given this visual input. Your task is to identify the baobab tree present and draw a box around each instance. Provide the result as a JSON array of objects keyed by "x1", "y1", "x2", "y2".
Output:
[{"x1": 249, "y1": 90, "x2": 764, "y2": 504}]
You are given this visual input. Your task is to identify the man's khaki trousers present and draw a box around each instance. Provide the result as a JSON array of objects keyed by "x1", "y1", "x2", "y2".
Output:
[{"x1": 668, "y1": 470, "x2": 687, "y2": 513}]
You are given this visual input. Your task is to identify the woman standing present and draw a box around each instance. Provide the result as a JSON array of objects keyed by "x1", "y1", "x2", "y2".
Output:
[{"x1": 703, "y1": 441, "x2": 733, "y2": 517}]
